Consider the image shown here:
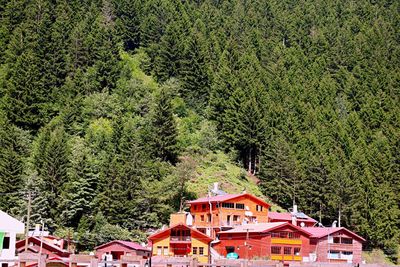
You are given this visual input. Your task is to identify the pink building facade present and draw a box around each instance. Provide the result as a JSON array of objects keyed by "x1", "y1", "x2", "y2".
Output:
[
  {"x1": 303, "y1": 227, "x2": 365, "y2": 264},
  {"x1": 95, "y1": 240, "x2": 151, "y2": 260}
]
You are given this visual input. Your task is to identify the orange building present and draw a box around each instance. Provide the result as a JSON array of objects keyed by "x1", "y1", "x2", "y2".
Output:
[
  {"x1": 148, "y1": 223, "x2": 212, "y2": 264},
  {"x1": 187, "y1": 193, "x2": 271, "y2": 238}
]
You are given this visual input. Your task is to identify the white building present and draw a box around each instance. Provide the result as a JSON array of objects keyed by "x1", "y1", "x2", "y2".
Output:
[{"x1": 0, "y1": 210, "x2": 25, "y2": 267}]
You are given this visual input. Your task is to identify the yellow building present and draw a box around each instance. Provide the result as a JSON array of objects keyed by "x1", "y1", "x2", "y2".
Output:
[{"x1": 148, "y1": 223, "x2": 212, "y2": 263}]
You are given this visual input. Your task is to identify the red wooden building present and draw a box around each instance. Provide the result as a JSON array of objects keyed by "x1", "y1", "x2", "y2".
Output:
[
  {"x1": 16, "y1": 236, "x2": 72, "y2": 259},
  {"x1": 94, "y1": 240, "x2": 151, "y2": 260},
  {"x1": 213, "y1": 222, "x2": 311, "y2": 262},
  {"x1": 302, "y1": 227, "x2": 365, "y2": 264}
]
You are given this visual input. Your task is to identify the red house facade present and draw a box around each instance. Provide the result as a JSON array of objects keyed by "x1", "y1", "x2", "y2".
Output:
[
  {"x1": 16, "y1": 236, "x2": 72, "y2": 259},
  {"x1": 303, "y1": 227, "x2": 365, "y2": 264},
  {"x1": 213, "y1": 222, "x2": 311, "y2": 262},
  {"x1": 94, "y1": 240, "x2": 151, "y2": 260}
]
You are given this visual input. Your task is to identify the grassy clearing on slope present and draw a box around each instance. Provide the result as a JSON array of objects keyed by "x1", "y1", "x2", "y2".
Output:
[{"x1": 185, "y1": 151, "x2": 283, "y2": 211}]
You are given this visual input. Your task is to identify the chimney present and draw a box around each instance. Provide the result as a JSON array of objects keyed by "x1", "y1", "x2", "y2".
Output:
[
  {"x1": 170, "y1": 213, "x2": 187, "y2": 227},
  {"x1": 213, "y1": 182, "x2": 219, "y2": 192},
  {"x1": 35, "y1": 224, "x2": 40, "y2": 234},
  {"x1": 293, "y1": 204, "x2": 298, "y2": 213}
]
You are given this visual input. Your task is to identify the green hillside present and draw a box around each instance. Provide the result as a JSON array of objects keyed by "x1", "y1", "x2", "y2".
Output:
[{"x1": 0, "y1": 0, "x2": 399, "y2": 262}]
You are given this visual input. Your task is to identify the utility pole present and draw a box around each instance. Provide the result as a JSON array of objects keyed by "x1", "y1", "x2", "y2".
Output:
[
  {"x1": 25, "y1": 191, "x2": 32, "y2": 252},
  {"x1": 38, "y1": 220, "x2": 44, "y2": 267},
  {"x1": 244, "y1": 228, "x2": 253, "y2": 260}
]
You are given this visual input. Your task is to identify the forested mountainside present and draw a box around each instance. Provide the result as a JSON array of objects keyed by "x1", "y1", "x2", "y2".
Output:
[{"x1": 0, "y1": 0, "x2": 399, "y2": 260}]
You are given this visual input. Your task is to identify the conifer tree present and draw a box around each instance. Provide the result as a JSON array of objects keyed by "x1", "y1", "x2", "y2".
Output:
[{"x1": 150, "y1": 87, "x2": 178, "y2": 164}]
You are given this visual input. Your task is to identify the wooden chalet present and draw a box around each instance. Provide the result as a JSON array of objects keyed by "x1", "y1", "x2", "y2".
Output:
[
  {"x1": 94, "y1": 240, "x2": 150, "y2": 260},
  {"x1": 187, "y1": 193, "x2": 271, "y2": 238},
  {"x1": 213, "y1": 222, "x2": 312, "y2": 262},
  {"x1": 302, "y1": 227, "x2": 365, "y2": 264},
  {"x1": 148, "y1": 223, "x2": 212, "y2": 264}
]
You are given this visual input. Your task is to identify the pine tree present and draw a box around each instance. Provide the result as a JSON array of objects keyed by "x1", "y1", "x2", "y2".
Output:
[
  {"x1": 0, "y1": 112, "x2": 30, "y2": 215},
  {"x1": 32, "y1": 121, "x2": 70, "y2": 226},
  {"x1": 180, "y1": 19, "x2": 211, "y2": 108},
  {"x1": 59, "y1": 137, "x2": 97, "y2": 227},
  {"x1": 149, "y1": 87, "x2": 179, "y2": 164}
]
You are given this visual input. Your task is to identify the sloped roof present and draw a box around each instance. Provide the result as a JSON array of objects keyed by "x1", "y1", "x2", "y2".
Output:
[
  {"x1": 94, "y1": 240, "x2": 150, "y2": 251},
  {"x1": 16, "y1": 236, "x2": 70, "y2": 255},
  {"x1": 148, "y1": 223, "x2": 213, "y2": 243},
  {"x1": 187, "y1": 193, "x2": 270, "y2": 207},
  {"x1": 0, "y1": 210, "x2": 25, "y2": 233},
  {"x1": 302, "y1": 227, "x2": 366, "y2": 242},
  {"x1": 219, "y1": 222, "x2": 311, "y2": 236},
  {"x1": 268, "y1": 212, "x2": 317, "y2": 223}
]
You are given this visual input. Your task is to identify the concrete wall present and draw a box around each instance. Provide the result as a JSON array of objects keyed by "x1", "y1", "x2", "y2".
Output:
[{"x1": 0, "y1": 231, "x2": 18, "y2": 266}]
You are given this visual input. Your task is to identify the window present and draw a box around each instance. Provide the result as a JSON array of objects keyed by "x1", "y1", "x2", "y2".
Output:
[
  {"x1": 194, "y1": 205, "x2": 197, "y2": 211},
  {"x1": 236, "y1": 203, "x2": 245, "y2": 209},
  {"x1": 163, "y1": 246, "x2": 169, "y2": 256},
  {"x1": 201, "y1": 215, "x2": 205, "y2": 221},
  {"x1": 328, "y1": 250, "x2": 340, "y2": 259},
  {"x1": 342, "y1": 251, "x2": 353, "y2": 255},
  {"x1": 222, "y1": 203, "x2": 234, "y2": 209},
  {"x1": 207, "y1": 214, "x2": 211, "y2": 222},
  {"x1": 233, "y1": 215, "x2": 240, "y2": 222},
  {"x1": 157, "y1": 246, "x2": 162, "y2": 255},
  {"x1": 271, "y1": 232, "x2": 280, "y2": 238},
  {"x1": 271, "y1": 246, "x2": 281, "y2": 254},
  {"x1": 333, "y1": 237, "x2": 353, "y2": 244},
  {"x1": 342, "y1": 238, "x2": 353, "y2": 244},
  {"x1": 256, "y1": 205, "x2": 263, "y2": 212},
  {"x1": 193, "y1": 247, "x2": 197, "y2": 255},
  {"x1": 294, "y1": 247, "x2": 301, "y2": 256},
  {"x1": 2, "y1": 263, "x2": 9, "y2": 267},
  {"x1": 3, "y1": 237, "x2": 10, "y2": 249},
  {"x1": 193, "y1": 215, "x2": 195, "y2": 222},
  {"x1": 288, "y1": 232, "x2": 300, "y2": 239},
  {"x1": 279, "y1": 232, "x2": 288, "y2": 238},
  {"x1": 199, "y1": 247, "x2": 204, "y2": 255},
  {"x1": 202, "y1": 204, "x2": 207, "y2": 210},
  {"x1": 284, "y1": 247, "x2": 292, "y2": 255}
]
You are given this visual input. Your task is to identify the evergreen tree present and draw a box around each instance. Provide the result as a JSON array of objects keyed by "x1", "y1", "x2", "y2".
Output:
[{"x1": 149, "y1": 87, "x2": 179, "y2": 164}]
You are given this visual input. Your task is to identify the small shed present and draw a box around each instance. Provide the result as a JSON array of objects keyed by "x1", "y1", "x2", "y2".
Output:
[{"x1": 94, "y1": 240, "x2": 151, "y2": 260}]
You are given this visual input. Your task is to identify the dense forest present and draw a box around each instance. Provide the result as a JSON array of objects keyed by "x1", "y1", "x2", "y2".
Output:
[{"x1": 0, "y1": 0, "x2": 399, "y2": 261}]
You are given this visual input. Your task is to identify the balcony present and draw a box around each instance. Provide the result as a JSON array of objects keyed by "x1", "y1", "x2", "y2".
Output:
[{"x1": 170, "y1": 236, "x2": 191, "y2": 243}]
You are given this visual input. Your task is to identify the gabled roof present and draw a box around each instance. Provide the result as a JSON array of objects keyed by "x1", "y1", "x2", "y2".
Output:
[
  {"x1": 148, "y1": 223, "x2": 213, "y2": 243},
  {"x1": 187, "y1": 193, "x2": 270, "y2": 207},
  {"x1": 16, "y1": 236, "x2": 70, "y2": 255},
  {"x1": 94, "y1": 240, "x2": 150, "y2": 251},
  {"x1": 268, "y1": 212, "x2": 317, "y2": 223},
  {"x1": 0, "y1": 210, "x2": 25, "y2": 233},
  {"x1": 219, "y1": 222, "x2": 312, "y2": 236},
  {"x1": 302, "y1": 227, "x2": 366, "y2": 242}
]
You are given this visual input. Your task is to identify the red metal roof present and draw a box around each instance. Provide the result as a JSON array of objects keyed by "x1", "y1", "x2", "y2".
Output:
[
  {"x1": 94, "y1": 240, "x2": 150, "y2": 251},
  {"x1": 187, "y1": 193, "x2": 270, "y2": 207},
  {"x1": 268, "y1": 212, "x2": 317, "y2": 223},
  {"x1": 302, "y1": 227, "x2": 366, "y2": 242}
]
